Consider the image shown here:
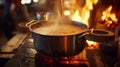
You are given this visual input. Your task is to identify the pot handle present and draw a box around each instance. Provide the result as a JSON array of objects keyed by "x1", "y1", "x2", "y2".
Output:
[
  {"x1": 78, "y1": 33, "x2": 88, "y2": 38},
  {"x1": 77, "y1": 28, "x2": 100, "y2": 39},
  {"x1": 77, "y1": 29, "x2": 91, "y2": 38},
  {"x1": 26, "y1": 20, "x2": 37, "y2": 27},
  {"x1": 77, "y1": 28, "x2": 94, "y2": 38}
]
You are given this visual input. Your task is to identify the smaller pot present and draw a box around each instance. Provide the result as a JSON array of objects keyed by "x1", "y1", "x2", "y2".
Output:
[{"x1": 86, "y1": 29, "x2": 115, "y2": 42}]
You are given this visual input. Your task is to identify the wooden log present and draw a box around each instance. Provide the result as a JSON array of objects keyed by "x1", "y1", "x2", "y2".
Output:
[{"x1": 0, "y1": 33, "x2": 29, "y2": 58}]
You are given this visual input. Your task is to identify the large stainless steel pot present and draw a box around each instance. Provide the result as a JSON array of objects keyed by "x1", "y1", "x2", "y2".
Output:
[{"x1": 27, "y1": 20, "x2": 88, "y2": 57}]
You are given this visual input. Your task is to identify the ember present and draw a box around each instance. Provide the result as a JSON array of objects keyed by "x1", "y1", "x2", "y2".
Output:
[{"x1": 86, "y1": 40, "x2": 100, "y2": 49}]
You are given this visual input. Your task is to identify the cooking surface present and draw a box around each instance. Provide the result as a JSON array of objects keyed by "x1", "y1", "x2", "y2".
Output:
[{"x1": 4, "y1": 35, "x2": 118, "y2": 67}]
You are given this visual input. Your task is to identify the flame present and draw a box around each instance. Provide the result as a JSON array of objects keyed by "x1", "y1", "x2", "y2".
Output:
[
  {"x1": 86, "y1": 40, "x2": 100, "y2": 49},
  {"x1": 64, "y1": 10, "x2": 71, "y2": 16},
  {"x1": 101, "y1": 5, "x2": 118, "y2": 27},
  {"x1": 70, "y1": 0, "x2": 98, "y2": 27},
  {"x1": 71, "y1": 10, "x2": 83, "y2": 22},
  {"x1": 62, "y1": 49, "x2": 87, "y2": 65}
]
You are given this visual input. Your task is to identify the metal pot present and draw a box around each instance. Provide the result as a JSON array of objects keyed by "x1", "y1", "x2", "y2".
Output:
[{"x1": 27, "y1": 20, "x2": 88, "y2": 57}]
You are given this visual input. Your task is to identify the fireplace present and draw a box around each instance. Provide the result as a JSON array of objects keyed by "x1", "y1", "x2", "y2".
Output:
[{"x1": 89, "y1": 0, "x2": 120, "y2": 31}]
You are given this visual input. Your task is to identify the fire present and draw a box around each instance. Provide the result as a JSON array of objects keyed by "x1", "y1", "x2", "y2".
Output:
[
  {"x1": 71, "y1": 10, "x2": 83, "y2": 23},
  {"x1": 86, "y1": 40, "x2": 100, "y2": 49},
  {"x1": 62, "y1": 49, "x2": 87, "y2": 65},
  {"x1": 101, "y1": 5, "x2": 118, "y2": 28},
  {"x1": 69, "y1": 0, "x2": 98, "y2": 26},
  {"x1": 64, "y1": 10, "x2": 71, "y2": 16}
]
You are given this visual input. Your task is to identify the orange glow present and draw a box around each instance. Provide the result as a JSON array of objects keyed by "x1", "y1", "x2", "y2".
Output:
[
  {"x1": 61, "y1": 49, "x2": 88, "y2": 65},
  {"x1": 70, "y1": 0, "x2": 98, "y2": 27},
  {"x1": 101, "y1": 5, "x2": 118, "y2": 27},
  {"x1": 64, "y1": 10, "x2": 71, "y2": 16},
  {"x1": 86, "y1": 40, "x2": 100, "y2": 49},
  {"x1": 71, "y1": 10, "x2": 83, "y2": 23}
]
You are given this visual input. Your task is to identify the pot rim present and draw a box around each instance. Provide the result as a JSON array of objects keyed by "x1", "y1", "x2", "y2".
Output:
[{"x1": 28, "y1": 20, "x2": 88, "y2": 36}]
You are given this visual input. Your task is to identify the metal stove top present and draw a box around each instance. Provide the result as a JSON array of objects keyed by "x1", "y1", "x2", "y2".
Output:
[{"x1": 4, "y1": 36, "x2": 118, "y2": 67}]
